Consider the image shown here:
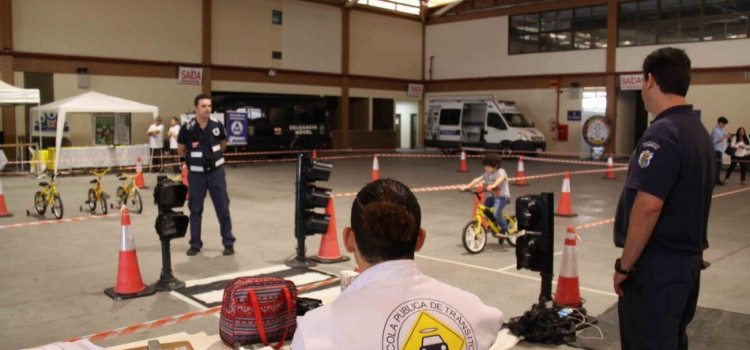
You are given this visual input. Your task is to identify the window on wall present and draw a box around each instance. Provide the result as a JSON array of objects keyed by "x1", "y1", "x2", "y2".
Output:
[
  {"x1": 618, "y1": 0, "x2": 750, "y2": 46},
  {"x1": 509, "y1": 5, "x2": 608, "y2": 54}
]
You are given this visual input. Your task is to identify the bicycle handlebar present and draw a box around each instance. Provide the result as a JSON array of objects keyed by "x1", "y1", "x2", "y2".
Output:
[{"x1": 89, "y1": 168, "x2": 110, "y2": 177}]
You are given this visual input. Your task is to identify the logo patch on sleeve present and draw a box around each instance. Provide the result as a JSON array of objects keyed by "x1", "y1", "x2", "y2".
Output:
[
  {"x1": 212, "y1": 127, "x2": 220, "y2": 136},
  {"x1": 638, "y1": 150, "x2": 654, "y2": 168},
  {"x1": 642, "y1": 141, "x2": 660, "y2": 150}
]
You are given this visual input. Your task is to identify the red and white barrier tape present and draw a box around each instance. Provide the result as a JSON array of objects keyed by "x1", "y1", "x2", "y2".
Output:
[
  {"x1": 0, "y1": 213, "x2": 117, "y2": 230},
  {"x1": 523, "y1": 156, "x2": 628, "y2": 167},
  {"x1": 64, "y1": 277, "x2": 341, "y2": 344}
]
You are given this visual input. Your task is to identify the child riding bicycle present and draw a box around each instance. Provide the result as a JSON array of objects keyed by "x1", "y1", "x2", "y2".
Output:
[{"x1": 460, "y1": 153, "x2": 511, "y2": 235}]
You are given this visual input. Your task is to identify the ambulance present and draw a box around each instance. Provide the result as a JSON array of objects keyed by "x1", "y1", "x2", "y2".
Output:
[{"x1": 425, "y1": 96, "x2": 546, "y2": 154}]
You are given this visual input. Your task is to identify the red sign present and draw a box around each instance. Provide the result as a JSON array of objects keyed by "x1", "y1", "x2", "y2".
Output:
[
  {"x1": 407, "y1": 83, "x2": 424, "y2": 98},
  {"x1": 178, "y1": 67, "x2": 203, "y2": 85},
  {"x1": 620, "y1": 74, "x2": 643, "y2": 90}
]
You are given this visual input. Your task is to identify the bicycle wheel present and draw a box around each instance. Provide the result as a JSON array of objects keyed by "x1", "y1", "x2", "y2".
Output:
[
  {"x1": 132, "y1": 190, "x2": 143, "y2": 213},
  {"x1": 116, "y1": 186, "x2": 125, "y2": 207},
  {"x1": 34, "y1": 191, "x2": 47, "y2": 215},
  {"x1": 462, "y1": 220, "x2": 487, "y2": 254},
  {"x1": 87, "y1": 189, "x2": 97, "y2": 211},
  {"x1": 52, "y1": 195, "x2": 64, "y2": 219},
  {"x1": 100, "y1": 194, "x2": 108, "y2": 215}
]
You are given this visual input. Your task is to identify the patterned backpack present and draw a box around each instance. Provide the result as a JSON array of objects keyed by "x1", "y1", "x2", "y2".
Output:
[{"x1": 219, "y1": 276, "x2": 298, "y2": 348}]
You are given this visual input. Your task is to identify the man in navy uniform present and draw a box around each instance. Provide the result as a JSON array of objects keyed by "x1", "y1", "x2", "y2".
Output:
[
  {"x1": 178, "y1": 94, "x2": 235, "y2": 256},
  {"x1": 613, "y1": 47, "x2": 715, "y2": 349}
]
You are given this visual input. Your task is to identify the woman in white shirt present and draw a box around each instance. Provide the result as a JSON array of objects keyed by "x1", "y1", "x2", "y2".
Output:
[
  {"x1": 725, "y1": 127, "x2": 749, "y2": 185},
  {"x1": 167, "y1": 117, "x2": 181, "y2": 173},
  {"x1": 292, "y1": 179, "x2": 504, "y2": 350}
]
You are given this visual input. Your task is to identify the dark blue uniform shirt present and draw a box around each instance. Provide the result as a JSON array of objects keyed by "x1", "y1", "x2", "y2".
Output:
[
  {"x1": 177, "y1": 118, "x2": 227, "y2": 171},
  {"x1": 614, "y1": 105, "x2": 715, "y2": 257}
]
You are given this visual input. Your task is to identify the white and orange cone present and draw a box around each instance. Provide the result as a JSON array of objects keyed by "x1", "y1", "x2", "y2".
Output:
[
  {"x1": 554, "y1": 226, "x2": 582, "y2": 308},
  {"x1": 555, "y1": 172, "x2": 578, "y2": 217},
  {"x1": 603, "y1": 155, "x2": 616, "y2": 180},
  {"x1": 513, "y1": 156, "x2": 529, "y2": 186},
  {"x1": 371, "y1": 155, "x2": 380, "y2": 182},
  {"x1": 310, "y1": 196, "x2": 350, "y2": 264},
  {"x1": 134, "y1": 156, "x2": 148, "y2": 189},
  {"x1": 104, "y1": 206, "x2": 155, "y2": 300},
  {"x1": 457, "y1": 150, "x2": 469, "y2": 172},
  {"x1": 0, "y1": 175, "x2": 13, "y2": 217}
]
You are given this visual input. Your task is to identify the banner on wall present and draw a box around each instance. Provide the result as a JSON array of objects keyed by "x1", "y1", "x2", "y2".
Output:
[
  {"x1": 619, "y1": 74, "x2": 644, "y2": 90},
  {"x1": 30, "y1": 112, "x2": 70, "y2": 137},
  {"x1": 226, "y1": 112, "x2": 248, "y2": 146},
  {"x1": 178, "y1": 66, "x2": 203, "y2": 85}
]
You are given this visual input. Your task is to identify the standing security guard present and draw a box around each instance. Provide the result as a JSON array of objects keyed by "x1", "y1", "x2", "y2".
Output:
[
  {"x1": 178, "y1": 94, "x2": 236, "y2": 256},
  {"x1": 613, "y1": 48, "x2": 714, "y2": 350}
]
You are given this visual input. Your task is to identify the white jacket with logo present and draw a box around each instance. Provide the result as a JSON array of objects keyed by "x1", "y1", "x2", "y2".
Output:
[{"x1": 291, "y1": 259, "x2": 504, "y2": 350}]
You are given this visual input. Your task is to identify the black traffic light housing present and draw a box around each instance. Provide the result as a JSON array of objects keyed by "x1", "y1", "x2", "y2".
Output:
[
  {"x1": 515, "y1": 192, "x2": 554, "y2": 302},
  {"x1": 152, "y1": 176, "x2": 189, "y2": 291},
  {"x1": 286, "y1": 154, "x2": 333, "y2": 268}
]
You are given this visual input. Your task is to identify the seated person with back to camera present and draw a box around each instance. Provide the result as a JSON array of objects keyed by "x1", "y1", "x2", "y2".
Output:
[{"x1": 292, "y1": 178, "x2": 504, "y2": 350}]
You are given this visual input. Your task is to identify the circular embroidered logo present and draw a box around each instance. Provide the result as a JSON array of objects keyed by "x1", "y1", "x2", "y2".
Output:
[{"x1": 381, "y1": 299, "x2": 476, "y2": 350}]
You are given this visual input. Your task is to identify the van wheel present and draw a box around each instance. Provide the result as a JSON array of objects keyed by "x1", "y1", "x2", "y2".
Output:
[{"x1": 499, "y1": 144, "x2": 513, "y2": 156}]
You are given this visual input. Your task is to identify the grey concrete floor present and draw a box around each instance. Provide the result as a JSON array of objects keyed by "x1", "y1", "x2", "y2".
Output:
[{"x1": 0, "y1": 156, "x2": 748, "y2": 349}]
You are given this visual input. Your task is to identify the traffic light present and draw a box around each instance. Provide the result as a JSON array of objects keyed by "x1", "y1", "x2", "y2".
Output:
[
  {"x1": 287, "y1": 154, "x2": 333, "y2": 268},
  {"x1": 298, "y1": 155, "x2": 333, "y2": 236},
  {"x1": 515, "y1": 192, "x2": 554, "y2": 302},
  {"x1": 153, "y1": 177, "x2": 189, "y2": 241}
]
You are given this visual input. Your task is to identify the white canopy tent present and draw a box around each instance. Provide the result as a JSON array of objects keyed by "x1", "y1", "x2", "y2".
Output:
[
  {"x1": 0, "y1": 80, "x2": 41, "y2": 171},
  {"x1": 30, "y1": 91, "x2": 158, "y2": 175}
]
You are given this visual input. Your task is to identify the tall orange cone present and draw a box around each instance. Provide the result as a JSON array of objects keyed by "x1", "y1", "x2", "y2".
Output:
[
  {"x1": 0, "y1": 175, "x2": 13, "y2": 217},
  {"x1": 310, "y1": 196, "x2": 350, "y2": 264},
  {"x1": 371, "y1": 155, "x2": 380, "y2": 182},
  {"x1": 457, "y1": 150, "x2": 469, "y2": 172},
  {"x1": 134, "y1": 156, "x2": 148, "y2": 189},
  {"x1": 104, "y1": 206, "x2": 156, "y2": 300},
  {"x1": 555, "y1": 172, "x2": 578, "y2": 217},
  {"x1": 554, "y1": 226, "x2": 581, "y2": 308},
  {"x1": 513, "y1": 156, "x2": 529, "y2": 186},
  {"x1": 603, "y1": 154, "x2": 616, "y2": 180}
]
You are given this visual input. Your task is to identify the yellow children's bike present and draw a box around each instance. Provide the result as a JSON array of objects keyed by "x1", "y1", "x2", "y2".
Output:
[
  {"x1": 461, "y1": 189, "x2": 524, "y2": 254},
  {"x1": 82, "y1": 168, "x2": 110, "y2": 215},
  {"x1": 113, "y1": 173, "x2": 143, "y2": 213},
  {"x1": 33, "y1": 174, "x2": 64, "y2": 219}
]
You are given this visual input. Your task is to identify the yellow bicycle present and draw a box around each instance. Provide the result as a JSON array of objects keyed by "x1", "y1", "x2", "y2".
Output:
[
  {"x1": 82, "y1": 168, "x2": 110, "y2": 215},
  {"x1": 461, "y1": 189, "x2": 523, "y2": 254},
  {"x1": 34, "y1": 174, "x2": 64, "y2": 219},
  {"x1": 113, "y1": 173, "x2": 143, "y2": 213}
]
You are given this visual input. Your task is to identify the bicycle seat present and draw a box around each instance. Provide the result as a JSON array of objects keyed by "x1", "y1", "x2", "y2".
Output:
[
  {"x1": 119, "y1": 177, "x2": 127, "y2": 181},
  {"x1": 90, "y1": 179, "x2": 98, "y2": 184},
  {"x1": 38, "y1": 182, "x2": 49, "y2": 187}
]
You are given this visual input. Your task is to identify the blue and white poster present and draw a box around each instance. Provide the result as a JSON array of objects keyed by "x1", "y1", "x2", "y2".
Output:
[{"x1": 226, "y1": 112, "x2": 248, "y2": 146}]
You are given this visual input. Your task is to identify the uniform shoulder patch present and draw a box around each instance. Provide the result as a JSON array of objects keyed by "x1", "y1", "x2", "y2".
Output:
[
  {"x1": 638, "y1": 150, "x2": 654, "y2": 168},
  {"x1": 212, "y1": 127, "x2": 220, "y2": 136},
  {"x1": 642, "y1": 141, "x2": 660, "y2": 150}
]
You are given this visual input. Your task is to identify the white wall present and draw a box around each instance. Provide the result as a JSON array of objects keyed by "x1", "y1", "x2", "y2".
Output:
[
  {"x1": 616, "y1": 39, "x2": 750, "y2": 71},
  {"x1": 350, "y1": 11, "x2": 422, "y2": 80},
  {"x1": 687, "y1": 83, "x2": 750, "y2": 133},
  {"x1": 426, "y1": 16, "x2": 606, "y2": 80}
]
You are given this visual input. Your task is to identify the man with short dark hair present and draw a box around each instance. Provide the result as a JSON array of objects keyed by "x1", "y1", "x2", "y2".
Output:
[
  {"x1": 613, "y1": 47, "x2": 715, "y2": 349},
  {"x1": 711, "y1": 116, "x2": 729, "y2": 185},
  {"x1": 178, "y1": 94, "x2": 235, "y2": 256}
]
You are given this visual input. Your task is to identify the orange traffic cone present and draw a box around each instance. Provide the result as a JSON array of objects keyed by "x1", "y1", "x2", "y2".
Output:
[
  {"x1": 0, "y1": 175, "x2": 13, "y2": 217},
  {"x1": 310, "y1": 196, "x2": 350, "y2": 264},
  {"x1": 371, "y1": 155, "x2": 380, "y2": 182},
  {"x1": 554, "y1": 226, "x2": 582, "y2": 308},
  {"x1": 513, "y1": 156, "x2": 529, "y2": 186},
  {"x1": 312, "y1": 149, "x2": 318, "y2": 159},
  {"x1": 555, "y1": 172, "x2": 578, "y2": 217},
  {"x1": 135, "y1": 156, "x2": 148, "y2": 189},
  {"x1": 603, "y1": 155, "x2": 616, "y2": 180},
  {"x1": 104, "y1": 206, "x2": 156, "y2": 300},
  {"x1": 457, "y1": 150, "x2": 469, "y2": 172}
]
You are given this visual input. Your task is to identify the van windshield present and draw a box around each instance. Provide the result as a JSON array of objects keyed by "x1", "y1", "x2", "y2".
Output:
[{"x1": 503, "y1": 113, "x2": 534, "y2": 127}]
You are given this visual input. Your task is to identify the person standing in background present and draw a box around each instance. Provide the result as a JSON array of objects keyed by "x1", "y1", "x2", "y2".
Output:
[
  {"x1": 168, "y1": 117, "x2": 181, "y2": 173},
  {"x1": 711, "y1": 116, "x2": 729, "y2": 185},
  {"x1": 724, "y1": 127, "x2": 749, "y2": 185},
  {"x1": 147, "y1": 116, "x2": 165, "y2": 173}
]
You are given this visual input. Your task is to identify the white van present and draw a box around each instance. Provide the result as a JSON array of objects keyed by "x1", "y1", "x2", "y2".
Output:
[{"x1": 425, "y1": 95, "x2": 546, "y2": 153}]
